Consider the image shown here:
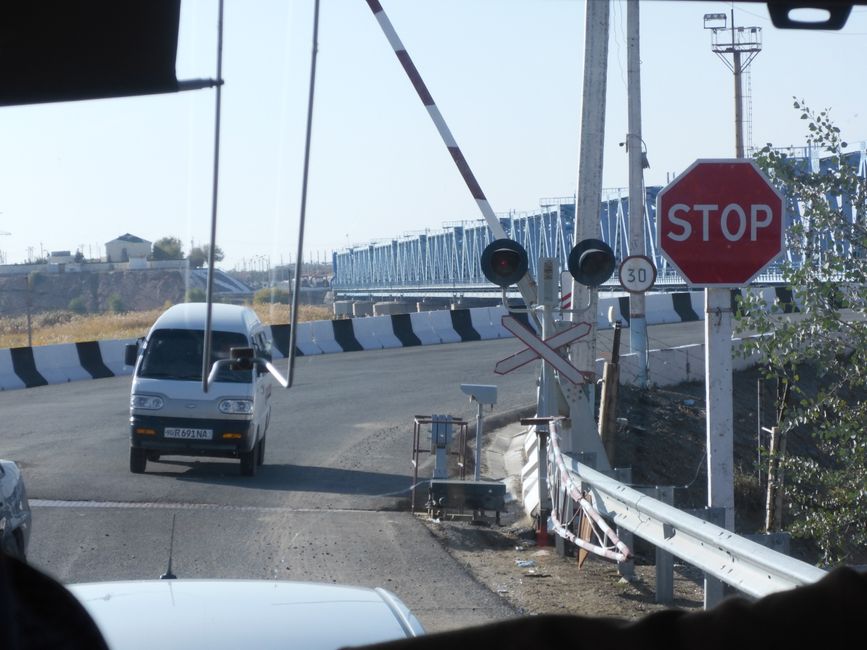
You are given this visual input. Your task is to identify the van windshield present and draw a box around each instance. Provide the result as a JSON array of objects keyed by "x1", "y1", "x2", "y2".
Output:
[{"x1": 138, "y1": 329, "x2": 252, "y2": 384}]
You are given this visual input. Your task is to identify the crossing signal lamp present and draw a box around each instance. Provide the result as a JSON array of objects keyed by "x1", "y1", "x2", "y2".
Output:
[
  {"x1": 568, "y1": 238, "x2": 616, "y2": 287},
  {"x1": 480, "y1": 239, "x2": 529, "y2": 288}
]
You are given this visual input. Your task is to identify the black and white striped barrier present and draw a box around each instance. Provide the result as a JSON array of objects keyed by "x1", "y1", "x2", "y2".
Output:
[
  {"x1": 0, "y1": 289, "x2": 797, "y2": 391},
  {"x1": 0, "y1": 340, "x2": 132, "y2": 390}
]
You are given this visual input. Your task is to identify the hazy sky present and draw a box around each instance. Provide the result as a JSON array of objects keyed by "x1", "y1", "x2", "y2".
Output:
[{"x1": 0, "y1": 1, "x2": 864, "y2": 270}]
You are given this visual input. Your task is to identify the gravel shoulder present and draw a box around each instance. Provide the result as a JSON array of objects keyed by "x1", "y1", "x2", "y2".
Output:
[{"x1": 421, "y1": 515, "x2": 704, "y2": 620}]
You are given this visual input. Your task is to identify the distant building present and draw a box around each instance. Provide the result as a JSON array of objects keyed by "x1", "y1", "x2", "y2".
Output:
[
  {"x1": 49, "y1": 250, "x2": 75, "y2": 264},
  {"x1": 106, "y1": 234, "x2": 151, "y2": 263}
]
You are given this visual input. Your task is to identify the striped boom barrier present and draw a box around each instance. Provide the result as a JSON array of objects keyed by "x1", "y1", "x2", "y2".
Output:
[{"x1": 365, "y1": 0, "x2": 538, "y2": 311}]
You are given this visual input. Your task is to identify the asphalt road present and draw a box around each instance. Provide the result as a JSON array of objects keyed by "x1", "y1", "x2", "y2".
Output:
[{"x1": 1, "y1": 321, "x2": 704, "y2": 633}]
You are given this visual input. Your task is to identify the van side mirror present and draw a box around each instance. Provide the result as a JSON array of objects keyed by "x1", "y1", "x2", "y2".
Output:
[
  {"x1": 124, "y1": 343, "x2": 138, "y2": 367},
  {"x1": 229, "y1": 347, "x2": 255, "y2": 371}
]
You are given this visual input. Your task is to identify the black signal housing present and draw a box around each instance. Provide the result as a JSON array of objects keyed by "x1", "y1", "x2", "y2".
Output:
[
  {"x1": 480, "y1": 239, "x2": 529, "y2": 288},
  {"x1": 568, "y1": 238, "x2": 616, "y2": 287}
]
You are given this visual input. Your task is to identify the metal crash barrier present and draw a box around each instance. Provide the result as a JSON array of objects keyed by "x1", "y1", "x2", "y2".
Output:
[{"x1": 533, "y1": 415, "x2": 827, "y2": 601}]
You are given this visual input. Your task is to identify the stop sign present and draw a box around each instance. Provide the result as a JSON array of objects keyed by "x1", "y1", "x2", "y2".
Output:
[{"x1": 656, "y1": 160, "x2": 784, "y2": 286}]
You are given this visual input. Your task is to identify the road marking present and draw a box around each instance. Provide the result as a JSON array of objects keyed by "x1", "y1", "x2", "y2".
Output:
[{"x1": 30, "y1": 499, "x2": 399, "y2": 514}]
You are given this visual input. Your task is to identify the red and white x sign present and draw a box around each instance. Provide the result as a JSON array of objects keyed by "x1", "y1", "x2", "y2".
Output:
[{"x1": 495, "y1": 316, "x2": 593, "y2": 384}]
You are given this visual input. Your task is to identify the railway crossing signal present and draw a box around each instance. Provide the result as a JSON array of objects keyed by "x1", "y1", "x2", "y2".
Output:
[{"x1": 480, "y1": 238, "x2": 616, "y2": 289}]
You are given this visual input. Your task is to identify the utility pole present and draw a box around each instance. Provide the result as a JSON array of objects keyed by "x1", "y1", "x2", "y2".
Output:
[
  {"x1": 567, "y1": 0, "x2": 610, "y2": 467},
  {"x1": 704, "y1": 11, "x2": 762, "y2": 159},
  {"x1": 626, "y1": 0, "x2": 648, "y2": 387}
]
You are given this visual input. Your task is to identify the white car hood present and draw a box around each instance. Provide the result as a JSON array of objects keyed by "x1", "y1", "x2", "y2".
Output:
[{"x1": 69, "y1": 579, "x2": 423, "y2": 650}]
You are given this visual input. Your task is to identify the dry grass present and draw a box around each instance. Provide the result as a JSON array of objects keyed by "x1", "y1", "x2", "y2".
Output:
[{"x1": 0, "y1": 303, "x2": 333, "y2": 349}]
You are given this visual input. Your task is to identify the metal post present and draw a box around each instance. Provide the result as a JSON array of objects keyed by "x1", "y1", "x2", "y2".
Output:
[
  {"x1": 732, "y1": 9, "x2": 744, "y2": 159},
  {"x1": 626, "y1": 0, "x2": 648, "y2": 388},
  {"x1": 536, "y1": 425, "x2": 549, "y2": 547},
  {"x1": 705, "y1": 289, "x2": 734, "y2": 532},
  {"x1": 473, "y1": 401, "x2": 483, "y2": 482},
  {"x1": 654, "y1": 486, "x2": 675, "y2": 604},
  {"x1": 569, "y1": 0, "x2": 609, "y2": 453}
]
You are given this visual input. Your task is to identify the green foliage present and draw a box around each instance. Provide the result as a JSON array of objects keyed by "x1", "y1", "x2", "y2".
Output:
[
  {"x1": 737, "y1": 100, "x2": 867, "y2": 564},
  {"x1": 68, "y1": 296, "x2": 88, "y2": 315},
  {"x1": 253, "y1": 287, "x2": 290, "y2": 305},
  {"x1": 152, "y1": 236, "x2": 184, "y2": 261},
  {"x1": 107, "y1": 293, "x2": 125, "y2": 314},
  {"x1": 188, "y1": 244, "x2": 225, "y2": 269},
  {"x1": 185, "y1": 288, "x2": 206, "y2": 302}
]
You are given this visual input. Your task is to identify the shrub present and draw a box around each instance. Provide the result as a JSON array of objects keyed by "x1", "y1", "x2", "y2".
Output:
[
  {"x1": 185, "y1": 288, "x2": 206, "y2": 302},
  {"x1": 107, "y1": 293, "x2": 125, "y2": 314},
  {"x1": 68, "y1": 296, "x2": 88, "y2": 314}
]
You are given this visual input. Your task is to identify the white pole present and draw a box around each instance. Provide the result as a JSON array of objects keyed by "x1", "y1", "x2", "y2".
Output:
[
  {"x1": 626, "y1": 0, "x2": 648, "y2": 387},
  {"x1": 474, "y1": 401, "x2": 483, "y2": 482},
  {"x1": 569, "y1": 0, "x2": 610, "y2": 457},
  {"x1": 705, "y1": 287, "x2": 734, "y2": 531}
]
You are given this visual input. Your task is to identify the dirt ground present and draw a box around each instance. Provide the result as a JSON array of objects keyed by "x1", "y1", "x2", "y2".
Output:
[
  {"x1": 416, "y1": 365, "x2": 807, "y2": 619},
  {"x1": 422, "y1": 516, "x2": 705, "y2": 620}
]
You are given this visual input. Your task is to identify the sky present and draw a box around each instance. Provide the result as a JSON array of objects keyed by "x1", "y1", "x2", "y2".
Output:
[{"x1": 0, "y1": 0, "x2": 864, "y2": 271}]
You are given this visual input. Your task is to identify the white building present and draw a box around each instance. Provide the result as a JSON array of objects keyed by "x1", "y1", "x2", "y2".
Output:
[{"x1": 106, "y1": 234, "x2": 151, "y2": 263}]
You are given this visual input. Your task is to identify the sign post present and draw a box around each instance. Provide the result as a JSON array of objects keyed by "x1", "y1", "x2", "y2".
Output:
[{"x1": 657, "y1": 160, "x2": 784, "y2": 533}]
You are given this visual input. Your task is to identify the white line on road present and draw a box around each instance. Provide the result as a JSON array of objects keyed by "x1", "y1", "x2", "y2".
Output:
[{"x1": 30, "y1": 499, "x2": 395, "y2": 514}]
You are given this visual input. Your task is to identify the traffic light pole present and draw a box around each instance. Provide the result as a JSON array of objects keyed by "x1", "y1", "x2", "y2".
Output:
[
  {"x1": 567, "y1": 0, "x2": 611, "y2": 466},
  {"x1": 626, "y1": 0, "x2": 648, "y2": 388}
]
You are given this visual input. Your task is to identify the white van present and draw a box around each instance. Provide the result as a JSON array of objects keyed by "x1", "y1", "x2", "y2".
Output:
[{"x1": 125, "y1": 303, "x2": 272, "y2": 477}]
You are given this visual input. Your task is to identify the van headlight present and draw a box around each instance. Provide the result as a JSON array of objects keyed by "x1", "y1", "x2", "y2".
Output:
[
  {"x1": 131, "y1": 395, "x2": 165, "y2": 410},
  {"x1": 219, "y1": 399, "x2": 254, "y2": 415}
]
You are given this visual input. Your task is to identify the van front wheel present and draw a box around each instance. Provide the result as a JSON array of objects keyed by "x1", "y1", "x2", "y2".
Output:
[
  {"x1": 130, "y1": 448, "x2": 147, "y2": 474},
  {"x1": 240, "y1": 444, "x2": 258, "y2": 477}
]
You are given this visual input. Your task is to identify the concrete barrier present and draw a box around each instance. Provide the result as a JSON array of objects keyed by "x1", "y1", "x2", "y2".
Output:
[
  {"x1": 309, "y1": 320, "x2": 344, "y2": 354},
  {"x1": 32, "y1": 343, "x2": 92, "y2": 385},
  {"x1": 427, "y1": 310, "x2": 462, "y2": 344},
  {"x1": 352, "y1": 315, "x2": 403, "y2": 350},
  {"x1": 0, "y1": 349, "x2": 27, "y2": 391},
  {"x1": 98, "y1": 339, "x2": 136, "y2": 376},
  {"x1": 408, "y1": 311, "x2": 441, "y2": 346},
  {"x1": 468, "y1": 307, "x2": 501, "y2": 340},
  {"x1": 333, "y1": 300, "x2": 354, "y2": 318},
  {"x1": 0, "y1": 291, "x2": 779, "y2": 393},
  {"x1": 292, "y1": 322, "x2": 324, "y2": 356}
]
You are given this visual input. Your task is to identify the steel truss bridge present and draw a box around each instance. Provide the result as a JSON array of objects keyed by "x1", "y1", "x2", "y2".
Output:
[{"x1": 332, "y1": 146, "x2": 866, "y2": 296}]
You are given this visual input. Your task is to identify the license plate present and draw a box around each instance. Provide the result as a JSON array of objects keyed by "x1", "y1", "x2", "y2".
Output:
[{"x1": 164, "y1": 427, "x2": 213, "y2": 440}]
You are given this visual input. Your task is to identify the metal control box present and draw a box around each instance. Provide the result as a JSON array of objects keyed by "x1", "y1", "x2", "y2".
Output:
[{"x1": 427, "y1": 479, "x2": 506, "y2": 520}]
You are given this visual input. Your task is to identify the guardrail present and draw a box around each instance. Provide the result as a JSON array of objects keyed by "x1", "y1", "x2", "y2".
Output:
[{"x1": 540, "y1": 417, "x2": 826, "y2": 600}]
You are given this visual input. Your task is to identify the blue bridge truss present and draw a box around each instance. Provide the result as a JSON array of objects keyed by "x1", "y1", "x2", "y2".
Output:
[{"x1": 332, "y1": 145, "x2": 866, "y2": 294}]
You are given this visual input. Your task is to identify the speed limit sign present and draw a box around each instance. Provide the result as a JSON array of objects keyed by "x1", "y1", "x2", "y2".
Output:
[{"x1": 619, "y1": 255, "x2": 656, "y2": 293}]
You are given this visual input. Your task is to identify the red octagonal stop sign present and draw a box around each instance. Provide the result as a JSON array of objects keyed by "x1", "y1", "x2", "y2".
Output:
[{"x1": 656, "y1": 159, "x2": 785, "y2": 286}]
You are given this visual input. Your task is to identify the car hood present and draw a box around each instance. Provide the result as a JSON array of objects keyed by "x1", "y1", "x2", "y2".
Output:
[{"x1": 68, "y1": 580, "x2": 423, "y2": 650}]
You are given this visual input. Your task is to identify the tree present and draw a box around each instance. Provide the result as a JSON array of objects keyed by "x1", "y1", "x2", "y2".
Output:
[
  {"x1": 152, "y1": 236, "x2": 184, "y2": 261},
  {"x1": 737, "y1": 100, "x2": 867, "y2": 564},
  {"x1": 188, "y1": 244, "x2": 225, "y2": 269}
]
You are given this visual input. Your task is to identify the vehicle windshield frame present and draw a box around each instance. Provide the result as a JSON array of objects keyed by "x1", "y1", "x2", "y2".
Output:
[{"x1": 137, "y1": 328, "x2": 252, "y2": 384}]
